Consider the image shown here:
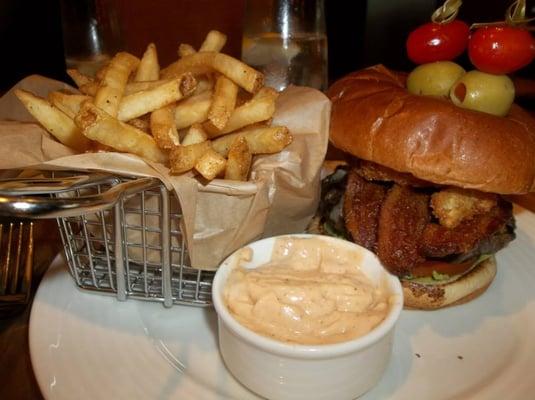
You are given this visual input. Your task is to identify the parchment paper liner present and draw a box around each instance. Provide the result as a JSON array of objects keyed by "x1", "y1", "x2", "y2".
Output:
[{"x1": 0, "y1": 76, "x2": 330, "y2": 269}]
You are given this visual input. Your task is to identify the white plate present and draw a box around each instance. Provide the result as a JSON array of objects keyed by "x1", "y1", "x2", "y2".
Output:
[{"x1": 30, "y1": 209, "x2": 535, "y2": 400}]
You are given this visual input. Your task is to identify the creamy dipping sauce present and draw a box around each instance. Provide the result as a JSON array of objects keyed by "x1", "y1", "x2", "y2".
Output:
[{"x1": 223, "y1": 237, "x2": 391, "y2": 345}]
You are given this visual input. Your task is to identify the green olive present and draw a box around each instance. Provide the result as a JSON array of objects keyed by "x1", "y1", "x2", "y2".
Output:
[
  {"x1": 407, "y1": 61, "x2": 466, "y2": 97},
  {"x1": 449, "y1": 71, "x2": 515, "y2": 117}
]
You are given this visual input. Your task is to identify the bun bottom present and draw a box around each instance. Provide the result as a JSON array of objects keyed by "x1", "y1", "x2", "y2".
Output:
[
  {"x1": 401, "y1": 256, "x2": 497, "y2": 310},
  {"x1": 305, "y1": 216, "x2": 497, "y2": 310}
]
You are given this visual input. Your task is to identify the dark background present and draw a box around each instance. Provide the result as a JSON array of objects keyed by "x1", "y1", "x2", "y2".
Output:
[{"x1": 0, "y1": 0, "x2": 533, "y2": 92}]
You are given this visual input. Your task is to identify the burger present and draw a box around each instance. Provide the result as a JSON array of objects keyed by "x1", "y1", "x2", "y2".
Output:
[{"x1": 315, "y1": 65, "x2": 535, "y2": 310}]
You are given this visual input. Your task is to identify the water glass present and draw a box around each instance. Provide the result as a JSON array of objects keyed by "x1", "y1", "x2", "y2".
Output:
[
  {"x1": 242, "y1": 0, "x2": 328, "y2": 92},
  {"x1": 59, "y1": 0, "x2": 123, "y2": 76}
]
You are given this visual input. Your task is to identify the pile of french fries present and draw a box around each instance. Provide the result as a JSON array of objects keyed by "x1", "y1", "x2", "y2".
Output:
[{"x1": 14, "y1": 30, "x2": 292, "y2": 181}]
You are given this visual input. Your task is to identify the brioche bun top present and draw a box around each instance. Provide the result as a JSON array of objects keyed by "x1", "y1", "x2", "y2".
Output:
[{"x1": 327, "y1": 65, "x2": 535, "y2": 194}]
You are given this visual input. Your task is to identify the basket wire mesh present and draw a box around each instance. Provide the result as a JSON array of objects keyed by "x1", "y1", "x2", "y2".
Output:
[{"x1": 0, "y1": 172, "x2": 214, "y2": 307}]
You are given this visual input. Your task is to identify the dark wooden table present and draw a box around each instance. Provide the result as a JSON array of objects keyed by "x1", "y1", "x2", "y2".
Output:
[
  {"x1": 0, "y1": 221, "x2": 61, "y2": 400},
  {"x1": 0, "y1": 300, "x2": 44, "y2": 399}
]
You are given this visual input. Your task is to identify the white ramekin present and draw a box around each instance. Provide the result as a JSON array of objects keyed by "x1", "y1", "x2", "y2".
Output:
[{"x1": 212, "y1": 234, "x2": 403, "y2": 400}]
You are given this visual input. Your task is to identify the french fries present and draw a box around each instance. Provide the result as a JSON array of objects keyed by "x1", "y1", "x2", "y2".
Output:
[
  {"x1": 206, "y1": 75, "x2": 238, "y2": 130},
  {"x1": 79, "y1": 82, "x2": 99, "y2": 96},
  {"x1": 15, "y1": 89, "x2": 90, "y2": 152},
  {"x1": 66, "y1": 70, "x2": 99, "y2": 96},
  {"x1": 94, "y1": 52, "x2": 140, "y2": 117},
  {"x1": 118, "y1": 74, "x2": 196, "y2": 121},
  {"x1": 160, "y1": 52, "x2": 214, "y2": 78},
  {"x1": 212, "y1": 126, "x2": 292, "y2": 157},
  {"x1": 135, "y1": 43, "x2": 159, "y2": 82},
  {"x1": 207, "y1": 87, "x2": 278, "y2": 137},
  {"x1": 178, "y1": 44, "x2": 197, "y2": 58},
  {"x1": 177, "y1": 29, "x2": 225, "y2": 59},
  {"x1": 174, "y1": 90, "x2": 212, "y2": 129},
  {"x1": 199, "y1": 30, "x2": 227, "y2": 53},
  {"x1": 211, "y1": 53, "x2": 264, "y2": 93},
  {"x1": 194, "y1": 78, "x2": 214, "y2": 95},
  {"x1": 48, "y1": 92, "x2": 90, "y2": 119},
  {"x1": 225, "y1": 136, "x2": 252, "y2": 181},
  {"x1": 96, "y1": 64, "x2": 109, "y2": 81},
  {"x1": 169, "y1": 141, "x2": 211, "y2": 174},
  {"x1": 182, "y1": 123, "x2": 208, "y2": 145},
  {"x1": 195, "y1": 148, "x2": 227, "y2": 180},
  {"x1": 124, "y1": 79, "x2": 173, "y2": 95},
  {"x1": 150, "y1": 105, "x2": 179, "y2": 149},
  {"x1": 75, "y1": 101, "x2": 168, "y2": 163},
  {"x1": 162, "y1": 52, "x2": 263, "y2": 93},
  {"x1": 128, "y1": 117, "x2": 151, "y2": 133},
  {"x1": 66, "y1": 69, "x2": 93, "y2": 88},
  {"x1": 15, "y1": 29, "x2": 292, "y2": 183}
]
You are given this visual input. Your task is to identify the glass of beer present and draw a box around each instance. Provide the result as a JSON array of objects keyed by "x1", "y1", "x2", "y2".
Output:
[{"x1": 241, "y1": 0, "x2": 328, "y2": 92}]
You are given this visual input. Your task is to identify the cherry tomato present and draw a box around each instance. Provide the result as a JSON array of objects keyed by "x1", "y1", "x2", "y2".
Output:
[
  {"x1": 406, "y1": 20, "x2": 470, "y2": 64},
  {"x1": 468, "y1": 26, "x2": 535, "y2": 74}
]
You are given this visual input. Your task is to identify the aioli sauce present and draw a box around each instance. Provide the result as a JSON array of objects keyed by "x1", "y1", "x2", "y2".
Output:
[{"x1": 223, "y1": 237, "x2": 391, "y2": 345}]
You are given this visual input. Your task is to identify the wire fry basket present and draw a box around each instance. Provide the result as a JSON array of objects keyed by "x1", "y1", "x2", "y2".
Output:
[{"x1": 0, "y1": 171, "x2": 215, "y2": 307}]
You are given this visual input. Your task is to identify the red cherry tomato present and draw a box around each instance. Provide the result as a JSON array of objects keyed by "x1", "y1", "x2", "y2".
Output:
[
  {"x1": 468, "y1": 26, "x2": 535, "y2": 74},
  {"x1": 406, "y1": 20, "x2": 470, "y2": 64}
]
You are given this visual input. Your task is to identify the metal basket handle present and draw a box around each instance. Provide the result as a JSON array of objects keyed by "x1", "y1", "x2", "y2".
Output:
[
  {"x1": 0, "y1": 173, "x2": 117, "y2": 195},
  {"x1": 0, "y1": 173, "x2": 160, "y2": 219}
]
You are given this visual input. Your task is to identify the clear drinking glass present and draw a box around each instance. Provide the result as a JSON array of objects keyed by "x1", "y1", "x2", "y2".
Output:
[
  {"x1": 242, "y1": 0, "x2": 328, "y2": 92},
  {"x1": 59, "y1": 0, "x2": 123, "y2": 76}
]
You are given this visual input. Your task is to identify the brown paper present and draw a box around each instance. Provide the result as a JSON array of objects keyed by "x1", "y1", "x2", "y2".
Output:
[{"x1": 0, "y1": 75, "x2": 330, "y2": 269}]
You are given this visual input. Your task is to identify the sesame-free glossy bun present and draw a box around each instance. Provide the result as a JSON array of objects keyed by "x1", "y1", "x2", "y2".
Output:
[{"x1": 327, "y1": 65, "x2": 535, "y2": 194}]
